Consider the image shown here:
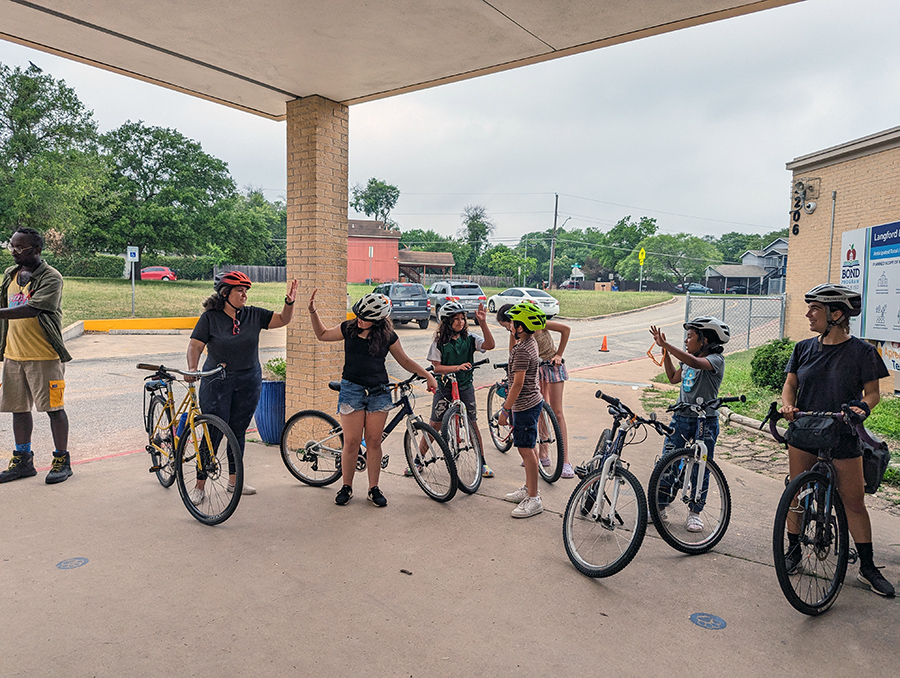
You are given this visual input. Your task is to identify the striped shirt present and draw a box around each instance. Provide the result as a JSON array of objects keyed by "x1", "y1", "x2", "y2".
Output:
[{"x1": 508, "y1": 335, "x2": 542, "y2": 412}]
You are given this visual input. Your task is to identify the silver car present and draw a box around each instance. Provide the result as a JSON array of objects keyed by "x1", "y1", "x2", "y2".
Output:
[{"x1": 426, "y1": 280, "x2": 486, "y2": 320}]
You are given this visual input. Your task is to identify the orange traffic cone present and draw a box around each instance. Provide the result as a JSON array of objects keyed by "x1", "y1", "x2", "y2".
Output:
[{"x1": 598, "y1": 335, "x2": 609, "y2": 352}]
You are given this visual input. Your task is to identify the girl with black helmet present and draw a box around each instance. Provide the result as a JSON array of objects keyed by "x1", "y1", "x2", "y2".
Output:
[
  {"x1": 186, "y1": 271, "x2": 299, "y2": 504},
  {"x1": 308, "y1": 289, "x2": 438, "y2": 508},
  {"x1": 780, "y1": 283, "x2": 893, "y2": 597},
  {"x1": 649, "y1": 316, "x2": 730, "y2": 533},
  {"x1": 415, "y1": 300, "x2": 495, "y2": 477}
]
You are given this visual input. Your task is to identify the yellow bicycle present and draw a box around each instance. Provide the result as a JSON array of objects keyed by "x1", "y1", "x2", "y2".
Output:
[{"x1": 139, "y1": 363, "x2": 242, "y2": 525}]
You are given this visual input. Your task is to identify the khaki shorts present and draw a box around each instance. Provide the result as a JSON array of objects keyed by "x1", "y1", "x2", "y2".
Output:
[{"x1": 0, "y1": 358, "x2": 66, "y2": 413}]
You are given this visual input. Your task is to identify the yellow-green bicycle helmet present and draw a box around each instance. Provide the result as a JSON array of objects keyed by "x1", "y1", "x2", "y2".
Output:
[{"x1": 507, "y1": 301, "x2": 547, "y2": 332}]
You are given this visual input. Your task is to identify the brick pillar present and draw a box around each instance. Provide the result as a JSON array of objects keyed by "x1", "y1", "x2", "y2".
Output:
[{"x1": 285, "y1": 96, "x2": 348, "y2": 413}]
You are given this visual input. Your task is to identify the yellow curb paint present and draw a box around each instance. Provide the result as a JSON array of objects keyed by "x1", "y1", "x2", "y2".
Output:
[{"x1": 83, "y1": 317, "x2": 200, "y2": 332}]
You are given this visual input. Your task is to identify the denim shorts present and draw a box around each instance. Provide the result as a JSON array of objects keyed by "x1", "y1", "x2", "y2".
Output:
[
  {"x1": 512, "y1": 401, "x2": 543, "y2": 449},
  {"x1": 337, "y1": 379, "x2": 393, "y2": 415}
]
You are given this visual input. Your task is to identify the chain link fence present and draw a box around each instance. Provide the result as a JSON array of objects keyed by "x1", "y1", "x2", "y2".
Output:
[{"x1": 685, "y1": 294, "x2": 785, "y2": 352}]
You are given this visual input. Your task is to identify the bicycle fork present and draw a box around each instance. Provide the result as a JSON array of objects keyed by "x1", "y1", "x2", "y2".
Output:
[{"x1": 586, "y1": 455, "x2": 625, "y2": 530}]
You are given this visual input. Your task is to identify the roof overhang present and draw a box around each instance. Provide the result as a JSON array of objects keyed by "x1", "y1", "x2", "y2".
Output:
[{"x1": 1, "y1": 0, "x2": 801, "y2": 120}]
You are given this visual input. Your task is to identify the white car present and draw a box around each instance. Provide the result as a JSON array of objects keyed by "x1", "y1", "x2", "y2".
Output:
[{"x1": 487, "y1": 287, "x2": 560, "y2": 318}]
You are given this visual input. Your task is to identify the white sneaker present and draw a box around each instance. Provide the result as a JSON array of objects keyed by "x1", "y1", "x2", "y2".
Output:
[
  {"x1": 188, "y1": 487, "x2": 205, "y2": 506},
  {"x1": 227, "y1": 482, "x2": 257, "y2": 495},
  {"x1": 512, "y1": 495, "x2": 544, "y2": 518},
  {"x1": 505, "y1": 485, "x2": 528, "y2": 503},
  {"x1": 658, "y1": 507, "x2": 669, "y2": 522},
  {"x1": 686, "y1": 512, "x2": 703, "y2": 532}
]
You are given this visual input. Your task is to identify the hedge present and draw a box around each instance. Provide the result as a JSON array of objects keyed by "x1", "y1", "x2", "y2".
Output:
[{"x1": 750, "y1": 338, "x2": 796, "y2": 391}]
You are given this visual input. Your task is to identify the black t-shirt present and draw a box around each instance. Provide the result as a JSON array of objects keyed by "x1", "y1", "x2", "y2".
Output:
[
  {"x1": 785, "y1": 336, "x2": 889, "y2": 413},
  {"x1": 191, "y1": 305, "x2": 274, "y2": 371},
  {"x1": 341, "y1": 320, "x2": 398, "y2": 388}
]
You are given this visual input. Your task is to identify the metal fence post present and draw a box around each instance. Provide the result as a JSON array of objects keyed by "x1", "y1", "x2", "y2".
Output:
[
  {"x1": 747, "y1": 297, "x2": 753, "y2": 350},
  {"x1": 779, "y1": 293, "x2": 787, "y2": 339}
]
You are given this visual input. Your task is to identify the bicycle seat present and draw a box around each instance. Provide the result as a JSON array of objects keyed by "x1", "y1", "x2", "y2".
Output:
[{"x1": 328, "y1": 381, "x2": 341, "y2": 392}]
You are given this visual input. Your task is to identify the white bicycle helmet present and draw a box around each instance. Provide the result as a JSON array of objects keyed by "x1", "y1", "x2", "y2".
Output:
[
  {"x1": 438, "y1": 301, "x2": 467, "y2": 323},
  {"x1": 352, "y1": 293, "x2": 392, "y2": 322},
  {"x1": 684, "y1": 316, "x2": 731, "y2": 344},
  {"x1": 804, "y1": 283, "x2": 862, "y2": 317}
]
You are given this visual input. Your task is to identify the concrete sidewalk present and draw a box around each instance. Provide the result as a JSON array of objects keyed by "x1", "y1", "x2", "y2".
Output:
[{"x1": 2, "y1": 355, "x2": 898, "y2": 677}]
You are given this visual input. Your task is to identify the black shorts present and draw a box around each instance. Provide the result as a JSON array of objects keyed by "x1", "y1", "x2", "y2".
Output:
[{"x1": 430, "y1": 383, "x2": 478, "y2": 423}]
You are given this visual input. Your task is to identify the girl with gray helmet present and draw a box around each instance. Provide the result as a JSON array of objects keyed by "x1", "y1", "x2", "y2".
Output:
[
  {"x1": 780, "y1": 283, "x2": 893, "y2": 597},
  {"x1": 308, "y1": 289, "x2": 438, "y2": 508},
  {"x1": 649, "y1": 316, "x2": 730, "y2": 533},
  {"x1": 412, "y1": 301, "x2": 495, "y2": 478}
]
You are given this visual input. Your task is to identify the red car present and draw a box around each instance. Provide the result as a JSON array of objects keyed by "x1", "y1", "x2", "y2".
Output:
[{"x1": 140, "y1": 266, "x2": 177, "y2": 281}]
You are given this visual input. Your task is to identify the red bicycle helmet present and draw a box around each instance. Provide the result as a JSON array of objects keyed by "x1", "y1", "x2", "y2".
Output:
[{"x1": 215, "y1": 271, "x2": 252, "y2": 293}]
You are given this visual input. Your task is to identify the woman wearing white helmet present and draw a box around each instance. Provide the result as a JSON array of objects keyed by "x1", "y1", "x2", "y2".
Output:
[
  {"x1": 649, "y1": 316, "x2": 730, "y2": 533},
  {"x1": 308, "y1": 289, "x2": 437, "y2": 508},
  {"x1": 780, "y1": 283, "x2": 893, "y2": 597}
]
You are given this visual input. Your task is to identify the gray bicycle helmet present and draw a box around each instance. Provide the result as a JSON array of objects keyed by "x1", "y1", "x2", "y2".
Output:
[
  {"x1": 352, "y1": 293, "x2": 392, "y2": 322},
  {"x1": 804, "y1": 283, "x2": 862, "y2": 317},
  {"x1": 438, "y1": 301, "x2": 467, "y2": 323},
  {"x1": 684, "y1": 316, "x2": 731, "y2": 344}
]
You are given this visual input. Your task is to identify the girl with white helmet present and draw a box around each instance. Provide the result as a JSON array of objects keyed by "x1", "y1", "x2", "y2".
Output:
[
  {"x1": 780, "y1": 283, "x2": 893, "y2": 597},
  {"x1": 415, "y1": 300, "x2": 495, "y2": 478},
  {"x1": 649, "y1": 316, "x2": 730, "y2": 533},
  {"x1": 308, "y1": 289, "x2": 437, "y2": 508}
]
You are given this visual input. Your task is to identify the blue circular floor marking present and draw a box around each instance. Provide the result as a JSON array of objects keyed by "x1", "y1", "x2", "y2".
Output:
[
  {"x1": 56, "y1": 557, "x2": 89, "y2": 570},
  {"x1": 689, "y1": 613, "x2": 726, "y2": 630}
]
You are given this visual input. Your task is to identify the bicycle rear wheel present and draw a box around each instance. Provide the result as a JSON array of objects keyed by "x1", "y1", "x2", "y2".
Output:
[
  {"x1": 442, "y1": 405, "x2": 483, "y2": 494},
  {"x1": 537, "y1": 402, "x2": 564, "y2": 483},
  {"x1": 280, "y1": 410, "x2": 343, "y2": 486},
  {"x1": 147, "y1": 395, "x2": 176, "y2": 488},
  {"x1": 773, "y1": 471, "x2": 849, "y2": 615},
  {"x1": 563, "y1": 466, "x2": 647, "y2": 577},
  {"x1": 175, "y1": 414, "x2": 243, "y2": 526},
  {"x1": 486, "y1": 383, "x2": 512, "y2": 452},
  {"x1": 404, "y1": 421, "x2": 458, "y2": 502},
  {"x1": 648, "y1": 448, "x2": 731, "y2": 555}
]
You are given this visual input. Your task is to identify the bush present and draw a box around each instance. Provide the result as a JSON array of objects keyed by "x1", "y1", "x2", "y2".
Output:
[
  {"x1": 45, "y1": 253, "x2": 125, "y2": 278},
  {"x1": 750, "y1": 338, "x2": 796, "y2": 391}
]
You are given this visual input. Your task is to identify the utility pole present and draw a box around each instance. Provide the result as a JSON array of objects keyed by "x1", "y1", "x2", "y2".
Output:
[{"x1": 548, "y1": 194, "x2": 558, "y2": 288}]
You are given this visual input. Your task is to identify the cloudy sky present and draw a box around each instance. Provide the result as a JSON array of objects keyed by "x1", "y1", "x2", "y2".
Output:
[{"x1": 1, "y1": 0, "x2": 899, "y2": 251}]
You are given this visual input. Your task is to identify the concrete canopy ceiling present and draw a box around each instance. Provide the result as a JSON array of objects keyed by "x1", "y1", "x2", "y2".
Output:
[{"x1": 1, "y1": 0, "x2": 800, "y2": 119}]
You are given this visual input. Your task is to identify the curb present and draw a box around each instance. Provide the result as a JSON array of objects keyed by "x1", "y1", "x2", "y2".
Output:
[{"x1": 555, "y1": 295, "x2": 679, "y2": 322}]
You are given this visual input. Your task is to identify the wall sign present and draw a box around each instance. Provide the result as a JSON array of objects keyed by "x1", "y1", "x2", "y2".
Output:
[{"x1": 841, "y1": 221, "x2": 900, "y2": 342}]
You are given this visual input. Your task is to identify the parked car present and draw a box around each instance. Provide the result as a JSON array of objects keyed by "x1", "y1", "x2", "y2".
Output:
[
  {"x1": 558, "y1": 280, "x2": 581, "y2": 290},
  {"x1": 140, "y1": 266, "x2": 177, "y2": 281},
  {"x1": 372, "y1": 282, "x2": 430, "y2": 329},
  {"x1": 426, "y1": 281, "x2": 487, "y2": 320},
  {"x1": 725, "y1": 284, "x2": 748, "y2": 295},
  {"x1": 675, "y1": 282, "x2": 712, "y2": 294},
  {"x1": 486, "y1": 287, "x2": 560, "y2": 318}
]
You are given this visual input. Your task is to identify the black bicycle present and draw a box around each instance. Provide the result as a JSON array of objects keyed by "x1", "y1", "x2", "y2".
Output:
[
  {"x1": 763, "y1": 402, "x2": 880, "y2": 615},
  {"x1": 562, "y1": 390, "x2": 672, "y2": 578},
  {"x1": 646, "y1": 395, "x2": 745, "y2": 555},
  {"x1": 280, "y1": 374, "x2": 458, "y2": 502},
  {"x1": 485, "y1": 361, "x2": 565, "y2": 482}
]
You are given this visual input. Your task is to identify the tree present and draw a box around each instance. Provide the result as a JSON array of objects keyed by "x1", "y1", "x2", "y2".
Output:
[
  {"x1": 459, "y1": 204, "x2": 494, "y2": 257},
  {"x1": 350, "y1": 178, "x2": 400, "y2": 227},
  {"x1": 717, "y1": 229, "x2": 789, "y2": 263},
  {"x1": 97, "y1": 120, "x2": 237, "y2": 256},
  {"x1": 596, "y1": 216, "x2": 657, "y2": 271},
  {"x1": 617, "y1": 233, "x2": 721, "y2": 283}
]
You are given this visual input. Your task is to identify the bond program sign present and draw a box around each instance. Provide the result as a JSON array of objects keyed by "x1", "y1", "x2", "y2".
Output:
[{"x1": 841, "y1": 221, "x2": 900, "y2": 343}]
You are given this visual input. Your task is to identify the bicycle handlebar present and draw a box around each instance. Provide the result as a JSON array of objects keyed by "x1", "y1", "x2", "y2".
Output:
[
  {"x1": 595, "y1": 390, "x2": 674, "y2": 436},
  {"x1": 137, "y1": 363, "x2": 225, "y2": 380},
  {"x1": 761, "y1": 401, "x2": 881, "y2": 448},
  {"x1": 667, "y1": 394, "x2": 746, "y2": 414},
  {"x1": 426, "y1": 358, "x2": 490, "y2": 375}
]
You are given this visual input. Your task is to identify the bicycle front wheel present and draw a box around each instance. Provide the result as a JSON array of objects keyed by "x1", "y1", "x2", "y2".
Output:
[
  {"x1": 147, "y1": 395, "x2": 176, "y2": 488},
  {"x1": 442, "y1": 405, "x2": 483, "y2": 494},
  {"x1": 773, "y1": 471, "x2": 849, "y2": 615},
  {"x1": 404, "y1": 421, "x2": 458, "y2": 502},
  {"x1": 175, "y1": 414, "x2": 243, "y2": 526},
  {"x1": 648, "y1": 448, "x2": 731, "y2": 555},
  {"x1": 537, "y1": 402, "x2": 564, "y2": 483},
  {"x1": 280, "y1": 410, "x2": 343, "y2": 486},
  {"x1": 486, "y1": 383, "x2": 512, "y2": 452},
  {"x1": 563, "y1": 466, "x2": 647, "y2": 577}
]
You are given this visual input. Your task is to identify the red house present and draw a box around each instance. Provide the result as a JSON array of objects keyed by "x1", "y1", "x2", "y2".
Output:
[{"x1": 347, "y1": 220, "x2": 401, "y2": 283}]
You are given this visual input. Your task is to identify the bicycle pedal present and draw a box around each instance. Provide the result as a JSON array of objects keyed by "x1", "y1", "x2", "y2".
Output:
[
  {"x1": 148, "y1": 466, "x2": 161, "y2": 473},
  {"x1": 848, "y1": 549, "x2": 859, "y2": 564},
  {"x1": 381, "y1": 454, "x2": 389, "y2": 469}
]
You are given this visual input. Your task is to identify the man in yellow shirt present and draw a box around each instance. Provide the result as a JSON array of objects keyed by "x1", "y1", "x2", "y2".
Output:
[{"x1": 0, "y1": 228, "x2": 72, "y2": 484}]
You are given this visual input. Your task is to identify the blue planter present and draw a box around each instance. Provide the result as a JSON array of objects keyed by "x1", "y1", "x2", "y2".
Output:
[{"x1": 255, "y1": 380, "x2": 285, "y2": 445}]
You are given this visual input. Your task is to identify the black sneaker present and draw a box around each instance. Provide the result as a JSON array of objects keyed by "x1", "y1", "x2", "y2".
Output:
[
  {"x1": 858, "y1": 566, "x2": 896, "y2": 597},
  {"x1": 45, "y1": 453, "x2": 73, "y2": 485},
  {"x1": 784, "y1": 543, "x2": 802, "y2": 575},
  {"x1": 0, "y1": 453, "x2": 37, "y2": 483},
  {"x1": 367, "y1": 486, "x2": 387, "y2": 508},
  {"x1": 334, "y1": 484, "x2": 353, "y2": 506}
]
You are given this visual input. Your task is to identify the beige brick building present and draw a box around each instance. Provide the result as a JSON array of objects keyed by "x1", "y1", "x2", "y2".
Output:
[{"x1": 785, "y1": 125, "x2": 900, "y2": 391}]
